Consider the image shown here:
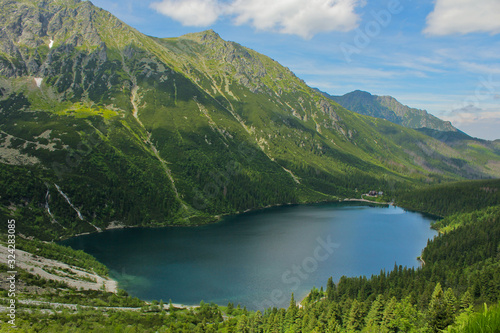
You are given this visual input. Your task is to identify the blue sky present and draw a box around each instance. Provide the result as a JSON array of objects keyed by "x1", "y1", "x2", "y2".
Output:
[{"x1": 89, "y1": 0, "x2": 500, "y2": 140}]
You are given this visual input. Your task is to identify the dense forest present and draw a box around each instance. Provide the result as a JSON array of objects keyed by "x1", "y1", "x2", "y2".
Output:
[
  {"x1": 1, "y1": 179, "x2": 499, "y2": 332},
  {"x1": 394, "y1": 179, "x2": 500, "y2": 217}
]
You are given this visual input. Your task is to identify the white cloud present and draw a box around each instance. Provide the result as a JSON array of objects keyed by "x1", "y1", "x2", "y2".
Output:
[
  {"x1": 459, "y1": 62, "x2": 500, "y2": 75},
  {"x1": 440, "y1": 106, "x2": 500, "y2": 140},
  {"x1": 150, "y1": 0, "x2": 362, "y2": 38},
  {"x1": 227, "y1": 0, "x2": 362, "y2": 39},
  {"x1": 441, "y1": 105, "x2": 500, "y2": 125},
  {"x1": 294, "y1": 64, "x2": 399, "y2": 78},
  {"x1": 424, "y1": 0, "x2": 500, "y2": 36},
  {"x1": 150, "y1": 0, "x2": 222, "y2": 27}
]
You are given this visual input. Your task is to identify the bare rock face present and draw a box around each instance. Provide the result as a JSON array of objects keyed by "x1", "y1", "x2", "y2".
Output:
[
  {"x1": 317, "y1": 99, "x2": 339, "y2": 122},
  {"x1": 0, "y1": 0, "x2": 104, "y2": 77}
]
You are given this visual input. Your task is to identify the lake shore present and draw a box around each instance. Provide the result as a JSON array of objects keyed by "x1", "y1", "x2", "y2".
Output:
[
  {"x1": 343, "y1": 197, "x2": 391, "y2": 205},
  {"x1": 61, "y1": 200, "x2": 432, "y2": 311},
  {"x1": 64, "y1": 196, "x2": 396, "y2": 241},
  {"x1": 0, "y1": 244, "x2": 117, "y2": 293}
]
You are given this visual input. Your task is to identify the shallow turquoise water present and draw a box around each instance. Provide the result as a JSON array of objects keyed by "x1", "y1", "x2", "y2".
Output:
[{"x1": 61, "y1": 203, "x2": 437, "y2": 310}]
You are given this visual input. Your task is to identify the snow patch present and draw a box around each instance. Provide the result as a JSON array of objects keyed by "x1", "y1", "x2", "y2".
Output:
[
  {"x1": 34, "y1": 77, "x2": 43, "y2": 88},
  {"x1": 49, "y1": 39, "x2": 54, "y2": 48}
]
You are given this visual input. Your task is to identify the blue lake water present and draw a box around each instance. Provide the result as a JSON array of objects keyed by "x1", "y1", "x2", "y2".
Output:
[{"x1": 61, "y1": 202, "x2": 437, "y2": 310}]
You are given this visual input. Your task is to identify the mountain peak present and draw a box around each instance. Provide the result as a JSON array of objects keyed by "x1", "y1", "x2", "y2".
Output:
[
  {"x1": 350, "y1": 90, "x2": 373, "y2": 96},
  {"x1": 180, "y1": 29, "x2": 222, "y2": 44},
  {"x1": 327, "y1": 90, "x2": 458, "y2": 132}
]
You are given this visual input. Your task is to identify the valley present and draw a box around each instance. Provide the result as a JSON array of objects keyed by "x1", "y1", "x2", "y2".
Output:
[
  {"x1": 0, "y1": 0, "x2": 499, "y2": 240},
  {"x1": 0, "y1": 0, "x2": 499, "y2": 331}
]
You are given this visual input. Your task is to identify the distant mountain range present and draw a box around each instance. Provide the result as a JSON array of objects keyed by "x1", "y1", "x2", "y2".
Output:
[
  {"x1": 0, "y1": 0, "x2": 499, "y2": 240},
  {"x1": 320, "y1": 89, "x2": 500, "y2": 159},
  {"x1": 320, "y1": 89, "x2": 458, "y2": 132}
]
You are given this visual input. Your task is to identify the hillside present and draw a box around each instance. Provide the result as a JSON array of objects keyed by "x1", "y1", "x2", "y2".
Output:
[
  {"x1": 395, "y1": 178, "x2": 500, "y2": 217},
  {"x1": 0, "y1": 0, "x2": 499, "y2": 240}
]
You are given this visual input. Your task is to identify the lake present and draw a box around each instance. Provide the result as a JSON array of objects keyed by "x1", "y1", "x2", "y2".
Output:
[{"x1": 61, "y1": 202, "x2": 437, "y2": 310}]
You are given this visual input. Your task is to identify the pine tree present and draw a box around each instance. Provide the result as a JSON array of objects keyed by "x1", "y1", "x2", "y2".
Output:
[
  {"x1": 159, "y1": 300, "x2": 165, "y2": 313},
  {"x1": 327, "y1": 277, "x2": 336, "y2": 301},
  {"x1": 460, "y1": 290, "x2": 473, "y2": 311},
  {"x1": 169, "y1": 299, "x2": 174, "y2": 313},
  {"x1": 237, "y1": 314, "x2": 250, "y2": 333},
  {"x1": 251, "y1": 311, "x2": 264, "y2": 333},
  {"x1": 289, "y1": 293, "x2": 297, "y2": 310},
  {"x1": 227, "y1": 302, "x2": 234, "y2": 315},
  {"x1": 394, "y1": 296, "x2": 419, "y2": 332},
  {"x1": 306, "y1": 312, "x2": 318, "y2": 332},
  {"x1": 302, "y1": 313, "x2": 311, "y2": 332},
  {"x1": 285, "y1": 293, "x2": 298, "y2": 332},
  {"x1": 346, "y1": 299, "x2": 365, "y2": 331},
  {"x1": 271, "y1": 310, "x2": 284, "y2": 333},
  {"x1": 443, "y1": 288, "x2": 458, "y2": 326},
  {"x1": 365, "y1": 294, "x2": 385, "y2": 329},
  {"x1": 381, "y1": 296, "x2": 397, "y2": 332},
  {"x1": 428, "y1": 283, "x2": 449, "y2": 332},
  {"x1": 326, "y1": 315, "x2": 341, "y2": 333},
  {"x1": 327, "y1": 302, "x2": 343, "y2": 328}
]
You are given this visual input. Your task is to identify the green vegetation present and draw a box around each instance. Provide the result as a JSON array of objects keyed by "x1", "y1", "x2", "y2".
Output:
[
  {"x1": 1, "y1": 303, "x2": 224, "y2": 332},
  {"x1": 0, "y1": 0, "x2": 499, "y2": 331},
  {"x1": 433, "y1": 205, "x2": 500, "y2": 233},
  {"x1": 1, "y1": 205, "x2": 497, "y2": 331},
  {"x1": 0, "y1": 0, "x2": 499, "y2": 242},
  {"x1": 395, "y1": 179, "x2": 500, "y2": 217},
  {"x1": 0, "y1": 263, "x2": 69, "y2": 290},
  {"x1": 0, "y1": 181, "x2": 498, "y2": 332},
  {"x1": 446, "y1": 302, "x2": 500, "y2": 333}
]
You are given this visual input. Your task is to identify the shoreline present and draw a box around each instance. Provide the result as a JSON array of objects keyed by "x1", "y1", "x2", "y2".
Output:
[
  {"x1": 0, "y1": 244, "x2": 117, "y2": 293},
  {"x1": 342, "y1": 197, "x2": 391, "y2": 205},
  {"x1": 65, "y1": 197, "x2": 395, "y2": 241},
  {"x1": 61, "y1": 199, "x2": 340, "y2": 241}
]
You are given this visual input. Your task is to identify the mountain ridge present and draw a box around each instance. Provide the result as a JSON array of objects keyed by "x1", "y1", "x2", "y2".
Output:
[
  {"x1": 321, "y1": 89, "x2": 458, "y2": 132},
  {"x1": 0, "y1": 0, "x2": 499, "y2": 240}
]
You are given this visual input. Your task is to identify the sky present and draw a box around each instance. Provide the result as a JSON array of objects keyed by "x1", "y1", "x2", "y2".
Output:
[{"x1": 89, "y1": 0, "x2": 500, "y2": 140}]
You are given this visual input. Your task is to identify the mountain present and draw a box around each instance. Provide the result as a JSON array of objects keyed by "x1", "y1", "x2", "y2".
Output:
[
  {"x1": 1, "y1": 0, "x2": 499, "y2": 240},
  {"x1": 322, "y1": 90, "x2": 458, "y2": 132},
  {"x1": 322, "y1": 89, "x2": 500, "y2": 178}
]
